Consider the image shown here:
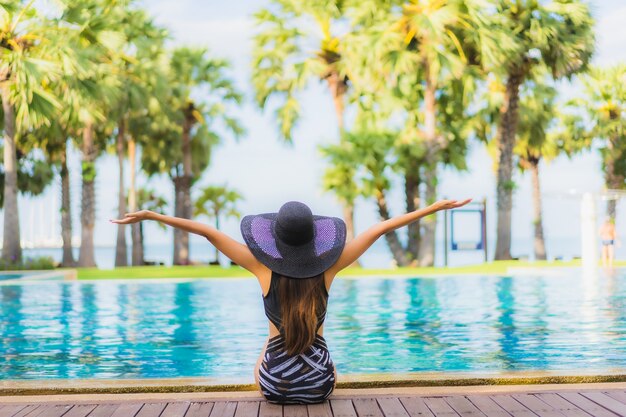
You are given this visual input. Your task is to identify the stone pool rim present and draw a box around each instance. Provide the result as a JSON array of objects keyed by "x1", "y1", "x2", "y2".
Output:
[{"x1": 3, "y1": 369, "x2": 626, "y2": 396}]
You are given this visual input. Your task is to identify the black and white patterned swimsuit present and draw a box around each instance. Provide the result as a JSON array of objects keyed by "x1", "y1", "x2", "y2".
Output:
[{"x1": 258, "y1": 271, "x2": 336, "y2": 404}]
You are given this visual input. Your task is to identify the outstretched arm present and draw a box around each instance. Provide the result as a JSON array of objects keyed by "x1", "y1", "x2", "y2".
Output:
[
  {"x1": 110, "y1": 211, "x2": 264, "y2": 275},
  {"x1": 327, "y1": 199, "x2": 471, "y2": 276}
]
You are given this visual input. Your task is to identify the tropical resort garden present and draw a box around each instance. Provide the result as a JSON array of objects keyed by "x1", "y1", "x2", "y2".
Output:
[{"x1": 1, "y1": 0, "x2": 626, "y2": 415}]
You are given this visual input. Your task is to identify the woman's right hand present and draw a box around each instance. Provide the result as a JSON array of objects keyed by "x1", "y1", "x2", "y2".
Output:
[
  {"x1": 109, "y1": 210, "x2": 153, "y2": 225},
  {"x1": 429, "y1": 199, "x2": 472, "y2": 212}
]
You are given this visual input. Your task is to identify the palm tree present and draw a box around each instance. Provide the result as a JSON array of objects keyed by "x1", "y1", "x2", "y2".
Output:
[
  {"x1": 252, "y1": 0, "x2": 361, "y2": 245},
  {"x1": 342, "y1": 0, "x2": 474, "y2": 266},
  {"x1": 166, "y1": 47, "x2": 244, "y2": 265},
  {"x1": 193, "y1": 185, "x2": 243, "y2": 264},
  {"x1": 571, "y1": 64, "x2": 626, "y2": 221},
  {"x1": 21, "y1": 120, "x2": 77, "y2": 266},
  {"x1": 0, "y1": 0, "x2": 66, "y2": 264},
  {"x1": 60, "y1": 0, "x2": 126, "y2": 267},
  {"x1": 515, "y1": 78, "x2": 559, "y2": 261},
  {"x1": 471, "y1": 0, "x2": 594, "y2": 260},
  {"x1": 109, "y1": 5, "x2": 168, "y2": 267}
]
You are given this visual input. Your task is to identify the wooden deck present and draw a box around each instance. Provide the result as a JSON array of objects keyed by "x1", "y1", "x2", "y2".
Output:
[{"x1": 3, "y1": 388, "x2": 626, "y2": 417}]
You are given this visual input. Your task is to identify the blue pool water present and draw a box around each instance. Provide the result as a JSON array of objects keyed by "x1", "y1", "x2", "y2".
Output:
[{"x1": 1, "y1": 270, "x2": 626, "y2": 380}]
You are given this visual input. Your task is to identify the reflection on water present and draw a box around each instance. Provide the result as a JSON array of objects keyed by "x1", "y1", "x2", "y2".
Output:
[{"x1": 1, "y1": 270, "x2": 626, "y2": 380}]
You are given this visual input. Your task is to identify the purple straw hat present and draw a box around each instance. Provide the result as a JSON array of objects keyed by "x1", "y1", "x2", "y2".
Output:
[{"x1": 240, "y1": 201, "x2": 347, "y2": 278}]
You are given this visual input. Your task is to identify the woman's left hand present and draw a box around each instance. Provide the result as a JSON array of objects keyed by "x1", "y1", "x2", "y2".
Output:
[
  {"x1": 110, "y1": 210, "x2": 153, "y2": 224},
  {"x1": 430, "y1": 199, "x2": 473, "y2": 212}
]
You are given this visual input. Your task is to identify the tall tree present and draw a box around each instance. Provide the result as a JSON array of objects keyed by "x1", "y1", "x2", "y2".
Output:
[
  {"x1": 515, "y1": 79, "x2": 559, "y2": 261},
  {"x1": 166, "y1": 47, "x2": 243, "y2": 265},
  {"x1": 0, "y1": 0, "x2": 66, "y2": 264},
  {"x1": 571, "y1": 64, "x2": 626, "y2": 221},
  {"x1": 471, "y1": 0, "x2": 594, "y2": 260},
  {"x1": 252, "y1": 0, "x2": 361, "y2": 246},
  {"x1": 109, "y1": 5, "x2": 168, "y2": 267},
  {"x1": 342, "y1": 0, "x2": 476, "y2": 266},
  {"x1": 60, "y1": 0, "x2": 126, "y2": 267}
]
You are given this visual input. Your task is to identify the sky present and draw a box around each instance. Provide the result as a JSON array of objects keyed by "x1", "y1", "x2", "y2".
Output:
[{"x1": 8, "y1": 0, "x2": 626, "y2": 267}]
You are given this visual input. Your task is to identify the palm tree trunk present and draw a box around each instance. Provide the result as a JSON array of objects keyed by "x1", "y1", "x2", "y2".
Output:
[
  {"x1": 173, "y1": 113, "x2": 193, "y2": 265},
  {"x1": 78, "y1": 121, "x2": 97, "y2": 267},
  {"x1": 173, "y1": 176, "x2": 189, "y2": 265},
  {"x1": 343, "y1": 204, "x2": 356, "y2": 244},
  {"x1": 405, "y1": 168, "x2": 421, "y2": 264},
  {"x1": 529, "y1": 158, "x2": 546, "y2": 260},
  {"x1": 326, "y1": 70, "x2": 361, "y2": 267},
  {"x1": 419, "y1": 69, "x2": 438, "y2": 267},
  {"x1": 115, "y1": 119, "x2": 128, "y2": 267},
  {"x1": 214, "y1": 213, "x2": 220, "y2": 263},
  {"x1": 128, "y1": 138, "x2": 142, "y2": 266},
  {"x1": 327, "y1": 71, "x2": 359, "y2": 267},
  {"x1": 139, "y1": 221, "x2": 145, "y2": 265},
  {"x1": 326, "y1": 71, "x2": 347, "y2": 133},
  {"x1": 60, "y1": 140, "x2": 76, "y2": 267},
  {"x1": 376, "y1": 189, "x2": 410, "y2": 266},
  {"x1": 419, "y1": 167, "x2": 437, "y2": 266},
  {"x1": 494, "y1": 70, "x2": 523, "y2": 260},
  {"x1": 1, "y1": 86, "x2": 22, "y2": 264}
]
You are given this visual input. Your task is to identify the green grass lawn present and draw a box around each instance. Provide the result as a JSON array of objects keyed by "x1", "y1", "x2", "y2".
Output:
[{"x1": 69, "y1": 259, "x2": 626, "y2": 280}]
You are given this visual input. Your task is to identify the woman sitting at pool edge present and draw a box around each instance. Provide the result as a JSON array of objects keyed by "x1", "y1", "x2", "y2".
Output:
[{"x1": 111, "y1": 198, "x2": 470, "y2": 404}]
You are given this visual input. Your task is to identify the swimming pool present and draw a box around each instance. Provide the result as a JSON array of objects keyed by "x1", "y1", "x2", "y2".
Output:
[{"x1": 1, "y1": 269, "x2": 625, "y2": 380}]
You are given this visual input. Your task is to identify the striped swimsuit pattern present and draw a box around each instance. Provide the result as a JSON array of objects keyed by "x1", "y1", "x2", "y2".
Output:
[{"x1": 258, "y1": 334, "x2": 336, "y2": 404}]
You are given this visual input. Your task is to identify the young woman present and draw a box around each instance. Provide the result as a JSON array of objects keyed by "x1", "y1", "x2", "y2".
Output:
[{"x1": 111, "y1": 198, "x2": 470, "y2": 404}]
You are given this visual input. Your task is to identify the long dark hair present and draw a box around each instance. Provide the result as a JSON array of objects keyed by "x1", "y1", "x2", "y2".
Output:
[{"x1": 276, "y1": 272, "x2": 327, "y2": 355}]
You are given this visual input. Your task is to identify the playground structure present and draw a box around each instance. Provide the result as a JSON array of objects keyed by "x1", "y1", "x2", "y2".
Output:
[{"x1": 442, "y1": 198, "x2": 488, "y2": 266}]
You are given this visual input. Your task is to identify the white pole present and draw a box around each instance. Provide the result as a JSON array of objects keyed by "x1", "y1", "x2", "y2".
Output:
[{"x1": 581, "y1": 193, "x2": 598, "y2": 274}]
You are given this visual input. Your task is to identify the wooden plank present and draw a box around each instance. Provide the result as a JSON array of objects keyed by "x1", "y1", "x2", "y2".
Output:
[
  {"x1": 160, "y1": 402, "x2": 191, "y2": 417},
  {"x1": 464, "y1": 396, "x2": 511, "y2": 417},
  {"x1": 510, "y1": 394, "x2": 564, "y2": 417},
  {"x1": 185, "y1": 402, "x2": 215, "y2": 417},
  {"x1": 329, "y1": 400, "x2": 357, "y2": 417},
  {"x1": 61, "y1": 405, "x2": 97, "y2": 417},
  {"x1": 85, "y1": 404, "x2": 120, "y2": 417},
  {"x1": 307, "y1": 402, "x2": 332, "y2": 417},
  {"x1": 209, "y1": 402, "x2": 237, "y2": 417},
  {"x1": 580, "y1": 391, "x2": 626, "y2": 416},
  {"x1": 443, "y1": 396, "x2": 486, "y2": 417},
  {"x1": 605, "y1": 391, "x2": 626, "y2": 405},
  {"x1": 0, "y1": 405, "x2": 28, "y2": 417},
  {"x1": 108, "y1": 403, "x2": 143, "y2": 417},
  {"x1": 135, "y1": 403, "x2": 167, "y2": 417},
  {"x1": 234, "y1": 402, "x2": 260, "y2": 417},
  {"x1": 258, "y1": 402, "x2": 282, "y2": 417},
  {"x1": 9, "y1": 405, "x2": 43, "y2": 417},
  {"x1": 32, "y1": 405, "x2": 74, "y2": 417},
  {"x1": 558, "y1": 392, "x2": 619, "y2": 417},
  {"x1": 376, "y1": 398, "x2": 410, "y2": 417},
  {"x1": 398, "y1": 397, "x2": 435, "y2": 417},
  {"x1": 352, "y1": 399, "x2": 383, "y2": 417},
  {"x1": 488, "y1": 395, "x2": 534, "y2": 417},
  {"x1": 422, "y1": 398, "x2": 459, "y2": 417},
  {"x1": 283, "y1": 405, "x2": 306, "y2": 417},
  {"x1": 81, "y1": 403, "x2": 119, "y2": 417},
  {"x1": 534, "y1": 393, "x2": 592, "y2": 417}
]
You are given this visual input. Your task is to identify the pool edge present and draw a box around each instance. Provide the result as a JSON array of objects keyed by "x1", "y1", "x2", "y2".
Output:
[{"x1": 3, "y1": 371, "x2": 626, "y2": 396}]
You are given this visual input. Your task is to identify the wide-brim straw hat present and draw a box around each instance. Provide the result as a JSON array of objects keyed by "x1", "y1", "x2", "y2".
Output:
[{"x1": 240, "y1": 201, "x2": 347, "y2": 278}]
